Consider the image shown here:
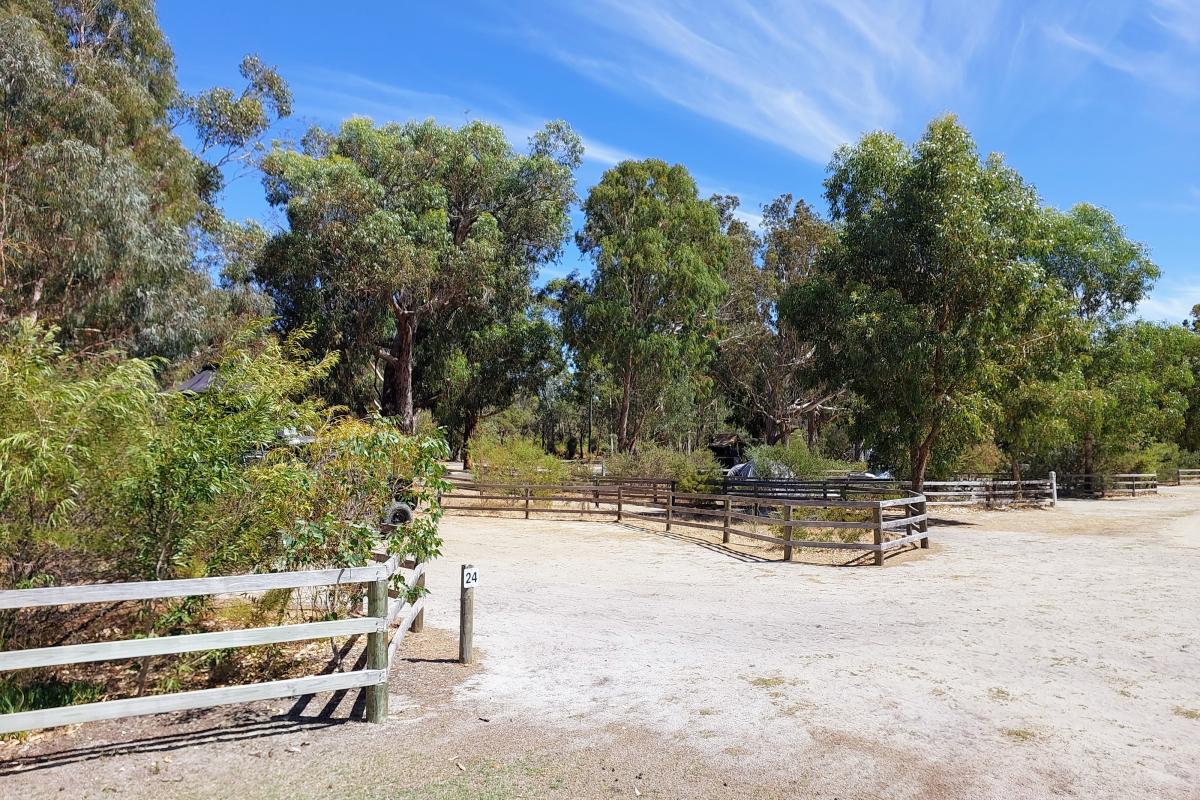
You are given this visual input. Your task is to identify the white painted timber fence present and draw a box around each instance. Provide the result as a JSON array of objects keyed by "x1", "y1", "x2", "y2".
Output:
[
  {"x1": 722, "y1": 474, "x2": 1056, "y2": 508},
  {"x1": 1060, "y1": 473, "x2": 1158, "y2": 498},
  {"x1": 915, "y1": 476, "x2": 1057, "y2": 506},
  {"x1": 0, "y1": 553, "x2": 426, "y2": 736}
]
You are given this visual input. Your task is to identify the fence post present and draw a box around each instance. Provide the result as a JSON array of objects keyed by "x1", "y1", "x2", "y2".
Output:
[
  {"x1": 365, "y1": 576, "x2": 389, "y2": 723},
  {"x1": 783, "y1": 504, "x2": 794, "y2": 561},
  {"x1": 617, "y1": 485, "x2": 623, "y2": 522},
  {"x1": 524, "y1": 487, "x2": 531, "y2": 519},
  {"x1": 722, "y1": 496, "x2": 731, "y2": 544},
  {"x1": 1049, "y1": 471, "x2": 1057, "y2": 507},
  {"x1": 918, "y1": 499, "x2": 929, "y2": 548},
  {"x1": 411, "y1": 564, "x2": 426, "y2": 633},
  {"x1": 872, "y1": 504, "x2": 884, "y2": 566},
  {"x1": 666, "y1": 490, "x2": 674, "y2": 532},
  {"x1": 459, "y1": 564, "x2": 475, "y2": 665}
]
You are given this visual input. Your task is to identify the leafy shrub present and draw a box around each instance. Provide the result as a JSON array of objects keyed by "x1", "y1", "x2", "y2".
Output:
[
  {"x1": 0, "y1": 320, "x2": 448, "y2": 653},
  {"x1": 1113, "y1": 441, "x2": 1200, "y2": 483},
  {"x1": 748, "y1": 439, "x2": 848, "y2": 479},
  {"x1": 604, "y1": 444, "x2": 720, "y2": 493},
  {"x1": 471, "y1": 435, "x2": 567, "y2": 487},
  {"x1": 952, "y1": 441, "x2": 1005, "y2": 476}
]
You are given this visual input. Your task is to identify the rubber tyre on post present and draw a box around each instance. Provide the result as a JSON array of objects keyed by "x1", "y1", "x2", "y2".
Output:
[{"x1": 381, "y1": 500, "x2": 414, "y2": 529}]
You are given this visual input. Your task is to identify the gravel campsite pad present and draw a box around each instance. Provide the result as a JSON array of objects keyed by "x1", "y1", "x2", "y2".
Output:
[{"x1": 4, "y1": 488, "x2": 1200, "y2": 799}]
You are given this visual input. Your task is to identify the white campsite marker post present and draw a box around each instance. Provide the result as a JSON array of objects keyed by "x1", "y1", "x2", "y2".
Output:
[{"x1": 460, "y1": 564, "x2": 478, "y2": 664}]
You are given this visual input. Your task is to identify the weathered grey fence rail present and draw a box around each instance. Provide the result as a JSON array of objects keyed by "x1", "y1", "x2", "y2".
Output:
[
  {"x1": 722, "y1": 474, "x2": 1056, "y2": 507},
  {"x1": 1060, "y1": 473, "x2": 1158, "y2": 498},
  {"x1": 444, "y1": 480, "x2": 929, "y2": 566},
  {"x1": 1177, "y1": 469, "x2": 1200, "y2": 486},
  {"x1": 0, "y1": 554, "x2": 425, "y2": 736}
]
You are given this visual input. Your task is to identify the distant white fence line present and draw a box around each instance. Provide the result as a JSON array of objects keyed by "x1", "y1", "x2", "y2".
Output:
[
  {"x1": 1177, "y1": 469, "x2": 1200, "y2": 486},
  {"x1": 0, "y1": 553, "x2": 425, "y2": 736},
  {"x1": 722, "y1": 475, "x2": 1057, "y2": 508},
  {"x1": 1060, "y1": 473, "x2": 1158, "y2": 498}
]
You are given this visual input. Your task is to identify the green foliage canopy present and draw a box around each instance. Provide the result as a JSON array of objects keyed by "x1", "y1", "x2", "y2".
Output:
[
  {"x1": 561, "y1": 159, "x2": 728, "y2": 453},
  {"x1": 257, "y1": 118, "x2": 581, "y2": 430},
  {"x1": 784, "y1": 116, "x2": 1074, "y2": 488}
]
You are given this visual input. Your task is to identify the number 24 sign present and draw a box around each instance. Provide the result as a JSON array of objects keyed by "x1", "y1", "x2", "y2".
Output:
[{"x1": 462, "y1": 567, "x2": 480, "y2": 589}]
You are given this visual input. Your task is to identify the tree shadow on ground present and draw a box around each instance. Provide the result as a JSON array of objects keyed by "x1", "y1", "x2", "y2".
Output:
[{"x1": 929, "y1": 516, "x2": 976, "y2": 526}]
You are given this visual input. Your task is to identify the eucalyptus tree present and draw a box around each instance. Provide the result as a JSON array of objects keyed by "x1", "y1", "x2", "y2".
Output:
[
  {"x1": 419, "y1": 299, "x2": 560, "y2": 468},
  {"x1": 0, "y1": 0, "x2": 288, "y2": 358},
  {"x1": 784, "y1": 116, "x2": 1070, "y2": 489},
  {"x1": 715, "y1": 194, "x2": 836, "y2": 445},
  {"x1": 1039, "y1": 204, "x2": 1158, "y2": 326},
  {"x1": 1072, "y1": 322, "x2": 1196, "y2": 471},
  {"x1": 560, "y1": 159, "x2": 728, "y2": 453},
  {"x1": 256, "y1": 118, "x2": 580, "y2": 431},
  {"x1": 1028, "y1": 203, "x2": 1165, "y2": 473}
]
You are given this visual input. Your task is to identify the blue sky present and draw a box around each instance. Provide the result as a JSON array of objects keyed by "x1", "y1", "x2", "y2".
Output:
[{"x1": 161, "y1": 1, "x2": 1200, "y2": 322}]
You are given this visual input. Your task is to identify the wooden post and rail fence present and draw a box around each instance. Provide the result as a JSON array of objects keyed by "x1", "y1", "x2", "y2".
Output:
[
  {"x1": 0, "y1": 553, "x2": 430, "y2": 736},
  {"x1": 443, "y1": 478, "x2": 930, "y2": 565},
  {"x1": 1176, "y1": 468, "x2": 1200, "y2": 486},
  {"x1": 1058, "y1": 473, "x2": 1158, "y2": 498},
  {"x1": 720, "y1": 474, "x2": 1059, "y2": 507}
]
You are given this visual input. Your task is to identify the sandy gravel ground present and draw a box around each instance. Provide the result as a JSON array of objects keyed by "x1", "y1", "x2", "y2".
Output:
[{"x1": 4, "y1": 488, "x2": 1200, "y2": 799}]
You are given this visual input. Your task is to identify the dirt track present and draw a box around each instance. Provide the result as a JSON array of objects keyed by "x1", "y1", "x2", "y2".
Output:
[{"x1": 5, "y1": 488, "x2": 1200, "y2": 799}]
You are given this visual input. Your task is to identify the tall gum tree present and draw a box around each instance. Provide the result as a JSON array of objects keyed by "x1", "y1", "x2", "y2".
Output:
[
  {"x1": 0, "y1": 0, "x2": 289, "y2": 359},
  {"x1": 714, "y1": 194, "x2": 836, "y2": 445},
  {"x1": 1034, "y1": 203, "x2": 1161, "y2": 474},
  {"x1": 256, "y1": 118, "x2": 580, "y2": 431},
  {"x1": 562, "y1": 159, "x2": 727, "y2": 453},
  {"x1": 784, "y1": 115, "x2": 1067, "y2": 490}
]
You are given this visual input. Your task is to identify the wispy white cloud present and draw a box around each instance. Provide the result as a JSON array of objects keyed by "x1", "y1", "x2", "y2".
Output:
[
  {"x1": 1150, "y1": 0, "x2": 1200, "y2": 46},
  {"x1": 1043, "y1": 0, "x2": 1200, "y2": 96},
  {"x1": 1044, "y1": 25, "x2": 1198, "y2": 95},
  {"x1": 1136, "y1": 282, "x2": 1200, "y2": 323},
  {"x1": 514, "y1": 0, "x2": 1013, "y2": 162},
  {"x1": 292, "y1": 68, "x2": 633, "y2": 166}
]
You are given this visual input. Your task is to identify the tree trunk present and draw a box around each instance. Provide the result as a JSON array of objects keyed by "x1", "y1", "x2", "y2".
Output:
[
  {"x1": 461, "y1": 411, "x2": 478, "y2": 470},
  {"x1": 1011, "y1": 454, "x2": 1022, "y2": 500},
  {"x1": 764, "y1": 415, "x2": 778, "y2": 445},
  {"x1": 910, "y1": 436, "x2": 936, "y2": 492},
  {"x1": 1082, "y1": 432, "x2": 1096, "y2": 495},
  {"x1": 617, "y1": 357, "x2": 634, "y2": 453},
  {"x1": 806, "y1": 413, "x2": 817, "y2": 450},
  {"x1": 382, "y1": 314, "x2": 418, "y2": 433}
]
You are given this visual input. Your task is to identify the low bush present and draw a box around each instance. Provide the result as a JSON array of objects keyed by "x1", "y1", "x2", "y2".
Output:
[
  {"x1": 0, "y1": 320, "x2": 448, "y2": 657},
  {"x1": 747, "y1": 439, "x2": 851, "y2": 479},
  {"x1": 604, "y1": 444, "x2": 720, "y2": 493},
  {"x1": 471, "y1": 435, "x2": 568, "y2": 487}
]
